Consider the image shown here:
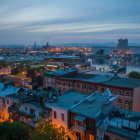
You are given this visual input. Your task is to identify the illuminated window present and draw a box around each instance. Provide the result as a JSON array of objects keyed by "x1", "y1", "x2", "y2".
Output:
[
  {"x1": 61, "y1": 114, "x2": 64, "y2": 121},
  {"x1": 89, "y1": 134, "x2": 94, "y2": 140},
  {"x1": 54, "y1": 111, "x2": 57, "y2": 119}
]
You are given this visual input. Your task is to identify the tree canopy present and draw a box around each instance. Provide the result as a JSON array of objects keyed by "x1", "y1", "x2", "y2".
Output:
[
  {"x1": 31, "y1": 120, "x2": 68, "y2": 140},
  {"x1": 0, "y1": 121, "x2": 30, "y2": 140},
  {"x1": 128, "y1": 71, "x2": 140, "y2": 79}
]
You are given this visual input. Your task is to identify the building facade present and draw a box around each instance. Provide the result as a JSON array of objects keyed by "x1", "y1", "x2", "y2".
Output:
[{"x1": 43, "y1": 69, "x2": 140, "y2": 112}]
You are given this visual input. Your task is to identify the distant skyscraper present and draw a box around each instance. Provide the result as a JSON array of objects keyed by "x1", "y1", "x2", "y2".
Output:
[
  {"x1": 117, "y1": 38, "x2": 128, "y2": 48},
  {"x1": 117, "y1": 38, "x2": 128, "y2": 53},
  {"x1": 34, "y1": 41, "x2": 36, "y2": 50}
]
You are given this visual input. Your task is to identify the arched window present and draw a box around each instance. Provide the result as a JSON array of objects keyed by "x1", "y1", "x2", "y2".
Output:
[
  {"x1": 125, "y1": 101, "x2": 129, "y2": 106},
  {"x1": 126, "y1": 92, "x2": 130, "y2": 97},
  {"x1": 118, "y1": 99, "x2": 122, "y2": 105}
]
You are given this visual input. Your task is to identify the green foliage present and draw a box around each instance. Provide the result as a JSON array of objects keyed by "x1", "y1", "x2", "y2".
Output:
[
  {"x1": 128, "y1": 71, "x2": 140, "y2": 79},
  {"x1": 96, "y1": 49, "x2": 104, "y2": 55},
  {"x1": 31, "y1": 120, "x2": 68, "y2": 140},
  {"x1": 0, "y1": 121, "x2": 30, "y2": 140}
]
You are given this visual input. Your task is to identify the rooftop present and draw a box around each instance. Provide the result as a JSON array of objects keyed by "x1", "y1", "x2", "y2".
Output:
[
  {"x1": 43, "y1": 67, "x2": 77, "y2": 77},
  {"x1": 59, "y1": 72, "x2": 140, "y2": 88},
  {"x1": 45, "y1": 90, "x2": 88, "y2": 110},
  {"x1": 45, "y1": 55, "x2": 80, "y2": 59},
  {"x1": 71, "y1": 91, "x2": 116, "y2": 119},
  {"x1": 0, "y1": 82, "x2": 20, "y2": 97}
]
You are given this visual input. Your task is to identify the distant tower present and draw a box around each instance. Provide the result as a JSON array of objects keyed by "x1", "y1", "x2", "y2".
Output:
[
  {"x1": 46, "y1": 42, "x2": 49, "y2": 48},
  {"x1": 117, "y1": 39, "x2": 128, "y2": 54},
  {"x1": 34, "y1": 41, "x2": 37, "y2": 50},
  {"x1": 42, "y1": 41, "x2": 50, "y2": 49}
]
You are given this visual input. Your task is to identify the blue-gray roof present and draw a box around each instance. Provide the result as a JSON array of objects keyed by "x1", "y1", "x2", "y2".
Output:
[
  {"x1": 60, "y1": 73, "x2": 140, "y2": 88},
  {"x1": 70, "y1": 92, "x2": 115, "y2": 119},
  {"x1": 45, "y1": 91, "x2": 88, "y2": 110},
  {"x1": 74, "y1": 115, "x2": 86, "y2": 121}
]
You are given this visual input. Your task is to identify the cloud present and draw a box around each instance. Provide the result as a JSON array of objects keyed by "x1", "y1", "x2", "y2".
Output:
[{"x1": 0, "y1": 0, "x2": 140, "y2": 44}]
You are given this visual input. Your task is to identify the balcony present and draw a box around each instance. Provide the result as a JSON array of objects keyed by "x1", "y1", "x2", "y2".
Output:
[
  {"x1": 28, "y1": 118, "x2": 38, "y2": 128},
  {"x1": 75, "y1": 124, "x2": 86, "y2": 132}
]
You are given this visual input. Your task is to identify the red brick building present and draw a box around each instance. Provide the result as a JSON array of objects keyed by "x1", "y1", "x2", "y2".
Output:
[{"x1": 43, "y1": 69, "x2": 140, "y2": 112}]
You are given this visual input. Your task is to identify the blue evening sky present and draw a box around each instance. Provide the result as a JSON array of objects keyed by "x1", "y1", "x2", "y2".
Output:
[{"x1": 0, "y1": 0, "x2": 140, "y2": 45}]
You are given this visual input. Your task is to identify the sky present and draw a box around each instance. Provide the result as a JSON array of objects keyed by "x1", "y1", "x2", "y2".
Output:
[{"x1": 0, "y1": 0, "x2": 140, "y2": 45}]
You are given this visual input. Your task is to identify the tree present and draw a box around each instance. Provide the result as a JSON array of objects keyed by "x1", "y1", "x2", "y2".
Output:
[
  {"x1": 96, "y1": 49, "x2": 104, "y2": 55},
  {"x1": 31, "y1": 120, "x2": 68, "y2": 140},
  {"x1": 0, "y1": 121, "x2": 30, "y2": 140},
  {"x1": 128, "y1": 71, "x2": 140, "y2": 79}
]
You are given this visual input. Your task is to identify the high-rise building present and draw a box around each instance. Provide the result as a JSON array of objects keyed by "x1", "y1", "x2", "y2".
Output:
[{"x1": 117, "y1": 39, "x2": 128, "y2": 53}]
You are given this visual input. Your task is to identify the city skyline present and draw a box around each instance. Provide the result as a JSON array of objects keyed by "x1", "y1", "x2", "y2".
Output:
[{"x1": 0, "y1": 0, "x2": 140, "y2": 45}]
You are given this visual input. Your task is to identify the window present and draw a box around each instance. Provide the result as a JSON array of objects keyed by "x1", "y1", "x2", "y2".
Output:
[
  {"x1": 104, "y1": 135, "x2": 110, "y2": 140},
  {"x1": 63, "y1": 82, "x2": 65, "y2": 86},
  {"x1": 88, "y1": 85, "x2": 92, "y2": 91},
  {"x1": 25, "y1": 106, "x2": 28, "y2": 111},
  {"x1": 111, "y1": 90, "x2": 114, "y2": 94},
  {"x1": 126, "y1": 92, "x2": 130, "y2": 97},
  {"x1": 30, "y1": 108, "x2": 35, "y2": 115},
  {"x1": 89, "y1": 135, "x2": 94, "y2": 140},
  {"x1": 101, "y1": 88, "x2": 104, "y2": 92},
  {"x1": 84, "y1": 84, "x2": 86, "y2": 89},
  {"x1": 125, "y1": 101, "x2": 129, "y2": 106},
  {"x1": 58, "y1": 81, "x2": 61, "y2": 85},
  {"x1": 94, "y1": 86, "x2": 98, "y2": 90},
  {"x1": 77, "y1": 83, "x2": 80, "y2": 88},
  {"x1": 68, "y1": 82, "x2": 71, "y2": 87},
  {"x1": 118, "y1": 91, "x2": 122, "y2": 95},
  {"x1": 118, "y1": 99, "x2": 122, "y2": 105},
  {"x1": 7, "y1": 100, "x2": 9, "y2": 105},
  {"x1": 54, "y1": 111, "x2": 56, "y2": 119},
  {"x1": 61, "y1": 114, "x2": 64, "y2": 121}
]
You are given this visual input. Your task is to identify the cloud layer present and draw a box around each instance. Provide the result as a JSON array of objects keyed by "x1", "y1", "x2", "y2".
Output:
[{"x1": 0, "y1": 0, "x2": 140, "y2": 45}]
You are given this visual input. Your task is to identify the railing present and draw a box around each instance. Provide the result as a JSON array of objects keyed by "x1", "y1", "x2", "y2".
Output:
[
  {"x1": 28, "y1": 119, "x2": 38, "y2": 128},
  {"x1": 75, "y1": 124, "x2": 86, "y2": 132}
]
